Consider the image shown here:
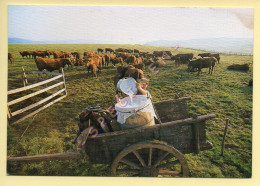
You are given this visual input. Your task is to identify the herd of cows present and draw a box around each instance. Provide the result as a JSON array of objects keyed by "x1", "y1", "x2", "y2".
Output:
[{"x1": 8, "y1": 48, "x2": 221, "y2": 82}]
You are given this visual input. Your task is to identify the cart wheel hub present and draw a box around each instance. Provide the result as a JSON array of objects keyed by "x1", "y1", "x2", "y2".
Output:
[{"x1": 141, "y1": 166, "x2": 158, "y2": 177}]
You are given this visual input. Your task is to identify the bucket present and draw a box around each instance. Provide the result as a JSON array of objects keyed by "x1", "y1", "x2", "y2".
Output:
[{"x1": 115, "y1": 95, "x2": 156, "y2": 129}]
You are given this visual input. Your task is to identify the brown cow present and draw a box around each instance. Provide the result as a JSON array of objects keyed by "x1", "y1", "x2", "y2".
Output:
[
  {"x1": 71, "y1": 52, "x2": 81, "y2": 60},
  {"x1": 112, "y1": 57, "x2": 124, "y2": 67},
  {"x1": 74, "y1": 58, "x2": 85, "y2": 66},
  {"x1": 86, "y1": 62, "x2": 98, "y2": 77},
  {"x1": 126, "y1": 55, "x2": 136, "y2": 65},
  {"x1": 35, "y1": 58, "x2": 73, "y2": 73},
  {"x1": 188, "y1": 57, "x2": 217, "y2": 75},
  {"x1": 8, "y1": 53, "x2": 14, "y2": 64},
  {"x1": 198, "y1": 53, "x2": 220, "y2": 63},
  {"x1": 20, "y1": 51, "x2": 34, "y2": 58},
  {"x1": 104, "y1": 54, "x2": 111, "y2": 67},
  {"x1": 172, "y1": 53, "x2": 194, "y2": 64},
  {"x1": 133, "y1": 63, "x2": 145, "y2": 70},
  {"x1": 97, "y1": 48, "x2": 104, "y2": 53},
  {"x1": 86, "y1": 56, "x2": 102, "y2": 76},
  {"x1": 98, "y1": 54, "x2": 106, "y2": 66},
  {"x1": 174, "y1": 57, "x2": 181, "y2": 67},
  {"x1": 53, "y1": 52, "x2": 66, "y2": 58},
  {"x1": 33, "y1": 51, "x2": 50, "y2": 59},
  {"x1": 227, "y1": 63, "x2": 250, "y2": 71},
  {"x1": 113, "y1": 66, "x2": 144, "y2": 88},
  {"x1": 143, "y1": 58, "x2": 154, "y2": 66},
  {"x1": 135, "y1": 57, "x2": 143, "y2": 64},
  {"x1": 105, "y1": 48, "x2": 114, "y2": 53}
]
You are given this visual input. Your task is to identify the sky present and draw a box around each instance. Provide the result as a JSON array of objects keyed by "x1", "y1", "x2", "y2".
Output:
[{"x1": 8, "y1": 6, "x2": 253, "y2": 44}]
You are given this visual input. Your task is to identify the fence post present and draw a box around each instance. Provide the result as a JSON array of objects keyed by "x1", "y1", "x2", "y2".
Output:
[
  {"x1": 221, "y1": 118, "x2": 229, "y2": 156},
  {"x1": 61, "y1": 68, "x2": 67, "y2": 96},
  {"x1": 22, "y1": 66, "x2": 28, "y2": 87}
]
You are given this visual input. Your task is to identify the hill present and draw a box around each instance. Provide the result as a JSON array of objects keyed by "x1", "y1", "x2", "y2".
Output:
[{"x1": 145, "y1": 38, "x2": 253, "y2": 55}]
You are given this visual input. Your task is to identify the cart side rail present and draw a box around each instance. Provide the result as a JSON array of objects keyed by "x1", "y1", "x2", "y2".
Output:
[{"x1": 90, "y1": 113, "x2": 216, "y2": 139}]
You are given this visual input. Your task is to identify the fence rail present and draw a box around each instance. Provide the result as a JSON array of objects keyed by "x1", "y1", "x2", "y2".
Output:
[{"x1": 7, "y1": 67, "x2": 67, "y2": 125}]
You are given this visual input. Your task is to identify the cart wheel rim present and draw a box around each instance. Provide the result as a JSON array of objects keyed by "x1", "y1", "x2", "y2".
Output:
[{"x1": 110, "y1": 140, "x2": 189, "y2": 177}]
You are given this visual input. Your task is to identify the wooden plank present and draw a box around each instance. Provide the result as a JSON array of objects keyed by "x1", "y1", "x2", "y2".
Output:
[
  {"x1": 89, "y1": 114, "x2": 216, "y2": 139},
  {"x1": 8, "y1": 82, "x2": 64, "y2": 106},
  {"x1": 11, "y1": 88, "x2": 65, "y2": 117},
  {"x1": 27, "y1": 70, "x2": 61, "y2": 76},
  {"x1": 7, "y1": 151, "x2": 82, "y2": 163},
  {"x1": 7, "y1": 106, "x2": 12, "y2": 119},
  {"x1": 8, "y1": 74, "x2": 63, "y2": 95},
  {"x1": 61, "y1": 68, "x2": 67, "y2": 95},
  {"x1": 11, "y1": 95, "x2": 66, "y2": 125}
]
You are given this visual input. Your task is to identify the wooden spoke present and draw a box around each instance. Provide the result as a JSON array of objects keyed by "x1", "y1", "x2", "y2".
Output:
[
  {"x1": 158, "y1": 170, "x2": 182, "y2": 176},
  {"x1": 133, "y1": 150, "x2": 146, "y2": 167},
  {"x1": 116, "y1": 169, "x2": 141, "y2": 175},
  {"x1": 153, "y1": 152, "x2": 169, "y2": 168},
  {"x1": 157, "y1": 160, "x2": 179, "y2": 169},
  {"x1": 148, "y1": 148, "x2": 152, "y2": 166},
  {"x1": 120, "y1": 158, "x2": 142, "y2": 170}
]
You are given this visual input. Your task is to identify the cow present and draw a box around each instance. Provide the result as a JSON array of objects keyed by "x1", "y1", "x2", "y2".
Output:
[
  {"x1": 198, "y1": 53, "x2": 220, "y2": 63},
  {"x1": 133, "y1": 63, "x2": 145, "y2": 71},
  {"x1": 98, "y1": 54, "x2": 106, "y2": 66},
  {"x1": 112, "y1": 57, "x2": 124, "y2": 67},
  {"x1": 113, "y1": 66, "x2": 144, "y2": 88},
  {"x1": 227, "y1": 63, "x2": 250, "y2": 71},
  {"x1": 35, "y1": 58, "x2": 73, "y2": 73},
  {"x1": 143, "y1": 57, "x2": 154, "y2": 66},
  {"x1": 86, "y1": 56, "x2": 102, "y2": 76},
  {"x1": 135, "y1": 57, "x2": 143, "y2": 64},
  {"x1": 172, "y1": 53, "x2": 194, "y2": 64},
  {"x1": 133, "y1": 49, "x2": 140, "y2": 53},
  {"x1": 153, "y1": 58, "x2": 166, "y2": 67},
  {"x1": 84, "y1": 51, "x2": 97, "y2": 61},
  {"x1": 126, "y1": 55, "x2": 136, "y2": 65},
  {"x1": 53, "y1": 52, "x2": 66, "y2": 59},
  {"x1": 115, "y1": 48, "x2": 127, "y2": 53},
  {"x1": 97, "y1": 48, "x2": 104, "y2": 54},
  {"x1": 174, "y1": 57, "x2": 181, "y2": 67},
  {"x1": 33, "y1": 51, "x2": 50, "y2": 59},
  {"x1": 104, "y1": 54, "x2": 111, "y2": 67},
  {"x1": 74, "y1": 58, "x2": 85, "y2": 66},
  {"x1": 105, "y1": 48, "x2": 114, "y2": 53},
  {"x1": 198, "y1": 53, "x2": 211, "y2": 58},
  {"x1": 188, "y1": 57, "x2": 217, "y2": 75},
  {"x1": 20, "y1": 51, "x2": 33, "y2": 58},
  {"x1": 153, "y1": 51, "x2": 163, "y2": 57},
  {"x1": 8, "y1": 53, "x2": 14, "y2": 64},
  {"x1": 68, "y1": 54, "x2": 76, "y2": 65},
  {"x1": 164, "y1": 51, "x2": 173, "y2": 57},
  {"x1": 47, "y1": 50, "x2": 56, "y2": 55},
  {"x1": 86, "y1": 62, "x2": 98, "y2": 77},
  {"x1": 116, "y1": 52, "x2": 131, "y2": 60},
  {"x1": 71, "y1": 52, "x2": 81, "y2": 60}
]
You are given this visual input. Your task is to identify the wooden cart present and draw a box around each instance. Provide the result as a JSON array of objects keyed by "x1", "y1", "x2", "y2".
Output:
[{"x1": 7, "y1": 97, "x2": 215, "y2": 177}]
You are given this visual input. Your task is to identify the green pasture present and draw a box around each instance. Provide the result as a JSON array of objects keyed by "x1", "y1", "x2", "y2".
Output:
[{"x1": 7, "y1": 44, "x2": 252, "y2": 177}]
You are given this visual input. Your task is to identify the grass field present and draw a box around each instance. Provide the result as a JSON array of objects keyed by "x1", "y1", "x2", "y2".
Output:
[{"x1": 7, "y1": 44, "x2": 253, "y2": 177}]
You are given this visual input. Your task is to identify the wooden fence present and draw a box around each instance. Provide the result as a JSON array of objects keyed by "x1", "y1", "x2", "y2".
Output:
[{"x1": 7, "y1": 67, "x2": 67, "y2": 125}]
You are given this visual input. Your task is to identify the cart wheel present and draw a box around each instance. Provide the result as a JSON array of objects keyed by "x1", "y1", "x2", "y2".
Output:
[{"x1": 110, "y1": 140, "x2": 189, "y2": 177}]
